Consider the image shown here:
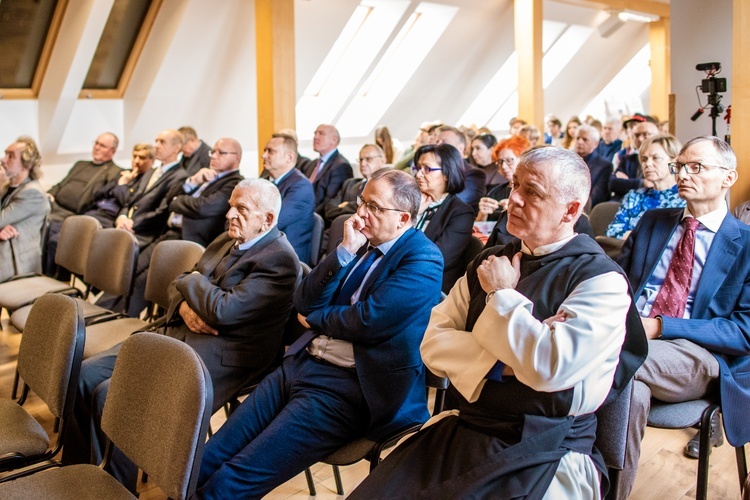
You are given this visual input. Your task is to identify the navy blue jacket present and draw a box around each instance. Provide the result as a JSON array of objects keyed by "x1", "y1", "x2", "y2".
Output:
[
  {"x1": 275, "y1": 168, "x2": 315, "y2": 264},
  {"x1": 582, "y1": 151, "x2": 613, "y2": 207},
  {"x1": 303, "y1": 149, "x2": 354, "y2": 215}
]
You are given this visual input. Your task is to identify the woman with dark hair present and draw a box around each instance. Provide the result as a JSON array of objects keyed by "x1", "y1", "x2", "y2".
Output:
[
  {"x1": 470, "y1": 133, "x2": 501, "y2": 189},
  {"x1": 412, "y1": 144, "x2": 474, "y2": 293}
]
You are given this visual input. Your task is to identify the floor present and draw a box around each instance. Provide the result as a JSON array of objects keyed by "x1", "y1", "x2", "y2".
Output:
[{"x1": 1, "y1": 310, "x2": 746, "y2": 499}]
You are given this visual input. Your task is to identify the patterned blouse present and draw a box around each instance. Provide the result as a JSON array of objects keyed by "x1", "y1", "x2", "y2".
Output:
[{"x1": 606, "y1": 184, "x2": 686, "y2": 239}]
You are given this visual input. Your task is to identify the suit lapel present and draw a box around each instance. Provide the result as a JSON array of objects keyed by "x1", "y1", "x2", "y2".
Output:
[
  {"x1": 692, "y1": 214, "x2": 742, "y2": 317},
  {"x1": 634, "y1": 210, "x2": 682, "y2": 296},
  {"x1": 0, "y1": 178, "x2": 29, "y2": 208},
  {"x1": 358, "y1": 229, "x2": 415, "y2": 299},
  {"x1": 313, "y1": 150, "x2": 338, "y2": 186}
]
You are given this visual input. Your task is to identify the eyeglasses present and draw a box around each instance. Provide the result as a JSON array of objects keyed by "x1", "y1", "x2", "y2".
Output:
[
  {"x1": 498, "y1": 157, "x2": 516, "y2": 166},
  {"x1": 356, "y1": 196, "x2": 403, "y2": 215},
  {"x1": 411, "y1": 164, "x2": 442, "y2": 176},
  {"x1": 359, "y1": 155, "x2": 383, "y2": 163},
  {"x1": 209, "y1": 149, "x2": 238, "y2": 157},
  {"x1": 668, "y1": 162, "x2": 729, "y2": 175}
]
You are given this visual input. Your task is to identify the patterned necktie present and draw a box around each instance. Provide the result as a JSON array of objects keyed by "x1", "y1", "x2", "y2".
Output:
[
  {"x1": 649, "y1": 217, "x2": 701, "y2": 318},
  {"x1": 334, "y1": 247, "x2": 383, "y2": 305}
]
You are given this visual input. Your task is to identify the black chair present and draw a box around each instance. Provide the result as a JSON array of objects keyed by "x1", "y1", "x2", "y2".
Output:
[
  {"x1": 326, "y1": 214, "x2": 349, "y2": 257},
  {"x1": 594, "y1": 381, "x2": 632, "y2": 499},
  {"x1": 309, "y1": 213, "x2": 325, "y2": 266},
  {"x1": 588, "y1": 201, "x2": 621, "y2": 237}
]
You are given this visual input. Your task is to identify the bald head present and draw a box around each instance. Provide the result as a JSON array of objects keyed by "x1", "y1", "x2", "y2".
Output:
[
  {"x1": 155, "y1": 129, "x2": 184, "y2": 164},
  {"x1": 313, "y1": 124, "x2": 340, "y2": 156},
  {"x1": 210, "y1": 138, "x2": 242, "y2": 173}
]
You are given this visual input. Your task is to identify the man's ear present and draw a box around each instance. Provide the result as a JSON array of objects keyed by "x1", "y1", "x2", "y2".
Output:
[
  {"x1": 561, "y1": 200, "x2": 582, "y2": 223},
  {"x1": 398, "y1": 211, "x2": 411, "y2": 228}
]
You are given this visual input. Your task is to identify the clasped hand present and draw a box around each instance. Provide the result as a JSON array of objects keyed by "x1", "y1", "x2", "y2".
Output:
[
  {"x1": 477, "y1": 252, "x2": 522, "y2": 293},
  {"x1": 179, "y1": 301, "x2": 218, "y2": 335}
]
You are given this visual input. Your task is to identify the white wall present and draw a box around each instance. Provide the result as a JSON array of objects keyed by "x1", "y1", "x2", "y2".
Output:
[{"x1": 671, "y1": 0, "x2": 733, "y2": 142}]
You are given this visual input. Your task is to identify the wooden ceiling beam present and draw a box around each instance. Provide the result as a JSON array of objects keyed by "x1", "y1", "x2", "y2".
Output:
[{"x1": 551, "y1": 0, "x2": 670, "y2": 18}]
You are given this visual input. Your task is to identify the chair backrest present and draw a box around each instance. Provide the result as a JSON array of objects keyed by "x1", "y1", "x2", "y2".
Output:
[
  {"x1": 327, "y1": 214, "x2": 349, "y2": 256},
  {"x1": 144, "y1": 240, "x2": 205, "y2": 310},
  {"x1": 83, "y1": 228, "x2": 139, "y2": 296},
  {"x1": 594, "y1": 379, "x2": 632, "y2": 494},
  {"x1": 17, "y1": 294, "x2": 85, "y2": 419},
  {"x1": 55, "y1": 215, "x2": 101, "y2": 277},
  {"x1": 101, "y1": 334, "x2": 213, "y2": 500},
  {"x1": 589, "y1": 201, "x2": 621, "y2": 237},
  {"x1": 309, "y1": 213, "x2": 325, "y2": 266},
  {"x1": 425, "y1": 369, "x2": 449, "y2": 416}
]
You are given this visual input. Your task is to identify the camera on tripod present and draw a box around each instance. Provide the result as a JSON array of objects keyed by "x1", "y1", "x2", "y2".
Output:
[{"x1": 691, "y1": 62, "x2": 727, "y2": 136}]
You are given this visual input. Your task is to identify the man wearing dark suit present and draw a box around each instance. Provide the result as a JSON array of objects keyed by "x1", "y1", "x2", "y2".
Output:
[
  {"x1": 45, "y1": 132, "x2": 122, "y2": 275},
  {"x1": 302, "y1": 124, "x2": 353, "y2": 215},
  {"x1": 609, "y1": 120, "x2": 659, "y2": 200},
  {"x1": 437, "y1": 125, "x2": 487, "y2": 209},
  {"x1": 115, "y1": 129, "x2": 188, "y2": 249},
  {"x1": 178, "y1": 125, "x2": 211, "y2": 176},
  {"x1": 82, "y1": 143, "x2": 154, "y2": 227},
  {"x1": 262, "y1": 133, "x2": 315, "y2": 264},
  {"x1": 0, "y1": 137, "x2": 50, "y2": 283},
  {"x1": 62, "y1": 179, "x2": 300, "y2": 494},
  {"x1": 324, "y1": 143, "x2": 387, "y2": 224},
  {"x1": 615, "y1": 136, "x2": 750, "y2": 498},
  {"x1": 195, "y1": 169, "x2": 444, "y2": 498},
  {"x1": 575, "y1": 124, "x2": 612, "y2": 207}
]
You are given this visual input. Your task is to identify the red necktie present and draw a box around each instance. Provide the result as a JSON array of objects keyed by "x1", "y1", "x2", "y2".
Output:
[
  {"x1": 649, "y1": 217, "x2": 701, "y2": 318},
  {"x1": 310, "y1": 158, "x2": 323, "y2": 182}
]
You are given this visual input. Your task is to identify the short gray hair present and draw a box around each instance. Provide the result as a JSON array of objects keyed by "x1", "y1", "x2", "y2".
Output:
[
  {"x1": 680, "y1": 136, "x2": 737, "y2": 170},
  {"x1": 576, "y1": 124, "x2": 600, "y2": 143},
  {"x1": 236, "y1": 178, "x2": 281, "y2": 227},
  {"x1": 518, "y1": 147, "x2": 590, "y2": 207},
  {"x1": 369, "y1": 168, "x2": 421, "y2": 222}
]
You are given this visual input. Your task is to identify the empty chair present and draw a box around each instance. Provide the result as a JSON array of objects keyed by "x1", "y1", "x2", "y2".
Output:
[
  {"x1": 0, "y1": 333, "x2": 213, "y2": 500},
  {"x1": 0, "y1": 215, "x2": 100, "y2": 318},
  {"x1": 588, "y1": 201, "x2": 621, "y2": 237},
  {"x1": 10, "y1": 228, "x2": 139, "y2": 332},
  {"x1": 0, "y1": 295, "x2": 85, "y2": 475},
  {"x1": 82, "y1": 239, "x2": 205, "y2": 359}
]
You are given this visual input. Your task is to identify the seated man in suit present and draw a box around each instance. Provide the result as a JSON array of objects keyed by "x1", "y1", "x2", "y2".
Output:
[
  {"x1": 262, "y1": 133, "x2": 315, "y2": 264},
  {"x1": 45, "y1": 132, "x2": 122, "y2": 276},
  {"x1": 0, "y1": 137, "x2": 50, "y2": 283},
  {"x1": 195, "y1": 169, "x2": 444, "y2": 498},
  {"x1": 615, "y1": 136, "x2": 750, "y2": 498},
  {"x1": 323, "y1": 143, "x2": 387, "y2": 224},
  {"x1": 114, "y1": 129, "x2": 188, "y2": 248},
  {"x1": 609, "y1": 119, "x2": 659, "y2": 200},
  {"x1": 574, "y1": 124, "x2": 613, "y2": 207},
  {"x1": 437, "y1": 125, "x2": 487, "y2": 210},
  {"x1": 303, "y1": 123, "x2": 353, "y2": 215},
  {"x1": 178, "y1": 125, "x2": 211, "y2": 176},
  {"x1": 82, "y1": 143, "x2": 154, "y2": 227},
  {"x1": 350, "y1": 147, "x2": 646, "y2": 499},
  {"x1": 62, "y1": 179, "x2": 300, "y2": 494}
]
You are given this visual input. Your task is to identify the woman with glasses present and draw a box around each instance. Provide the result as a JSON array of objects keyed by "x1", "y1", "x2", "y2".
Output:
[
  {"x1": 412, "y1": 144, "x2": 474, "y2": 293},
  {"x1": 470, "y1": 133, "x2": 501, "y2": 189},
  {"x1": 475, "y1": 135, "x2": 531, "y2": 223},
  {"x1": 606, "y1": 135, "x2": 686, "y2": 239}
]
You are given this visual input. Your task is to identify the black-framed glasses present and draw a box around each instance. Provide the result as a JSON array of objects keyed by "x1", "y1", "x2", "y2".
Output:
[
  {"x1": 668, "y1": 161, "x2": 728, "y2": 175},
  {"x1": 356, "y1": 196, "x2": 404, "y2": 215},
  {"x1": 209, "y1": 149, "x2": 238, "y2": 157},
  {"x1": 411, "y1": 164, "x2": 442, "y2": 175}
]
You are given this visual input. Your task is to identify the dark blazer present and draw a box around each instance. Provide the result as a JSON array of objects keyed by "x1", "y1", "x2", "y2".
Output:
[
  {"x1": 83, "y1": 172, "x2": 146, "y2": 227},
  {"x1": 293, "y1": 228, "x2": 444, "y2": 439},
  {"x1": 617, "y1": 208, "x2": 750, "y2": 446},
  {"x1": 48, "y1": 160, "x2": 122, "y2": 219},
  {"x1": 422, "y1": 194, "x2": 475, "y2": 293},
  {"x1": 165, "y1": 229, "x2": 300, "y2": 411},
  {"x1": 324, "y1": 177, "x2": 365, "y2": 223},
  {"x1": 582, "y1": 151, "x2": 613, "y2": 207},
  {"x1": 182, "y1": 140, "x2": 211, "y2": 176},
  {"x1": 0, "y1": 178, "x2": 50, "y2": 282},
  {"x1": 302, "y1": 149, "x2": 353, "y2": 214},
  {"x1": 119, "y1": 164, "x2": 188, "y2": 248},
  {"x1": 167, "y1": 170, "x2": 242, "y2": 246},
  {"x1": 456, "y1": 161, "x2": 487, "y2": 210},
  {"x1": 609, "y1": 153, "x2": 643, "y2": 200},
  {"x1": 275, "y1": 168, "x2": 315, "y2": 264}
]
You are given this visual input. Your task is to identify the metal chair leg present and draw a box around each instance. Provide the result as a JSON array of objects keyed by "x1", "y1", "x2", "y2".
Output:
[
  {"x1": 332, "y1": 465, "x2": 344, "y2": 495},
  {"x1": 737, "y1": 444, "x2": 749, "y2": 492},
  {"x1": 696, "y1": 405, "x2": 720, "y2": 500},
  {"x1": 305, "y1": 467, "x2": 316, "y2": 496},
  {"x1": 12, "y1": 370, "x2": 19, "y2": 399}
]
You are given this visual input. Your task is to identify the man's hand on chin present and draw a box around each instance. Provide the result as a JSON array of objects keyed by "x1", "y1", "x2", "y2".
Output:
[{"x1": 341, "y1": 213, "x2": 368, "y2": 254}]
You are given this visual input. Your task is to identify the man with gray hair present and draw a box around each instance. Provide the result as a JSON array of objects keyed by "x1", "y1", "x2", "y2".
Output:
[
  {"x1": 350, "y1": 148, "x2": 646, "y2": 499},
  {"x1": 63, "y1": 179, "x2": 300, "y2": 494},
  {"x1": 574, "y1": 124, "x2": 613, "y2": 207},
  {"x1": 616, "y1": 136, "x2": 750, "y2": 497}
]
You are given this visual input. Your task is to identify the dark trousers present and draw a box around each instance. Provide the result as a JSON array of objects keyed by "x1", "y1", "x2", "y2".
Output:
[{"x1": 195, "y1": 352, "x2": 369, "y2": 499}]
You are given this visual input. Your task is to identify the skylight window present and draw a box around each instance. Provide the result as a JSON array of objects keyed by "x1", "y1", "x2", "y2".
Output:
[
  {"x1": 295, "y1": 0, "x2": 410, "y2": 138},
  {"x1": 542, "y1": 25, "x2": 594, "y2": 88},
  {"x1": 335, "y1": 2, "x2": 458, "y2": 137},
  {"x1": 457, "y1": 52, "x2": 518, "y2": 128}
]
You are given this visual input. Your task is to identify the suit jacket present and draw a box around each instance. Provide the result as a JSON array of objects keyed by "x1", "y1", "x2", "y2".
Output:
[
  {"x1": 423, "y1": 194, "x2": 475, "y2": 293},
  {"x1": 48, "y1": 160, "x2": 122, "y2": 219},
  {"x1": 0, "y1": 178, "x2": 51, "y2": 282},
  {"x1": 302, "y1": 149, "x2": 353, "y2": 214},
  {"x1": 275, "y1": 168, "x2": 315, "y2": 264},
  {"x1": 324, "y1": 177, "x2": 365, "y2": 223},
  {"x1": 164, "y1": 229, "x2": 299, "y2": 411},
  {"x1": 293, "y1": 228, "x2": 444, "y2": 439},
  {"x1": 456, "y1": 161, "x2": 486, "y2": 210},
  {"x1": 182, "y1": 140, "x2": 211, "y2": 176},
  {"x1": 583, "y1": 151, "x2": 613, "y2": 207},
  {"x1": 617, "y1": 208, "x2": 750, "y2": 446},
  {"x1": 609, "y1": 153, "x2": 643, "y2": 200},
  {"x1": 167, "y1": 170, "x2": 242, "y2": 246},
  {"x1": 119, "y1": 164, "x2": 188, "y2": 248},
  {"x1": 83, "y1": 172, "x2": 147, "y2": 227}
]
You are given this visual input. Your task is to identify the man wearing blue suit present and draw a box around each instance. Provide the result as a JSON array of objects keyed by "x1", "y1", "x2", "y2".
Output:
[
  {"x1": 262, "y1": 133, "x2": 315, "y2": 264},
  {"x1": 195, "y1": 169, "x2": 444, "y2": 499},
  {"x1": 616, "y1": 136, "x2": 750, "y2": 498}
]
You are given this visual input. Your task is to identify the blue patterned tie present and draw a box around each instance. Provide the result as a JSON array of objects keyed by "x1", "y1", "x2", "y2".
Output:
[{"x1": 334, "y1": 247, "x2": 383, "y2": 305}]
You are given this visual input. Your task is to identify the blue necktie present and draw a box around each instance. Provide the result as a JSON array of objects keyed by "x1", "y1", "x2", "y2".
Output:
[{"x1": 334, "y1": 247, "x2": 382, "y2": 305}]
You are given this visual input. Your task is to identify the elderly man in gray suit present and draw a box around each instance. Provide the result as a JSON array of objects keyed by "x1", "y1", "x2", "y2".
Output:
[
  {"x1": 62, "y1": 179, "x2": 300, "y2": 494},
  {"x1": 0, "y1": 137, "x2": 50, "y2": 283}
]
